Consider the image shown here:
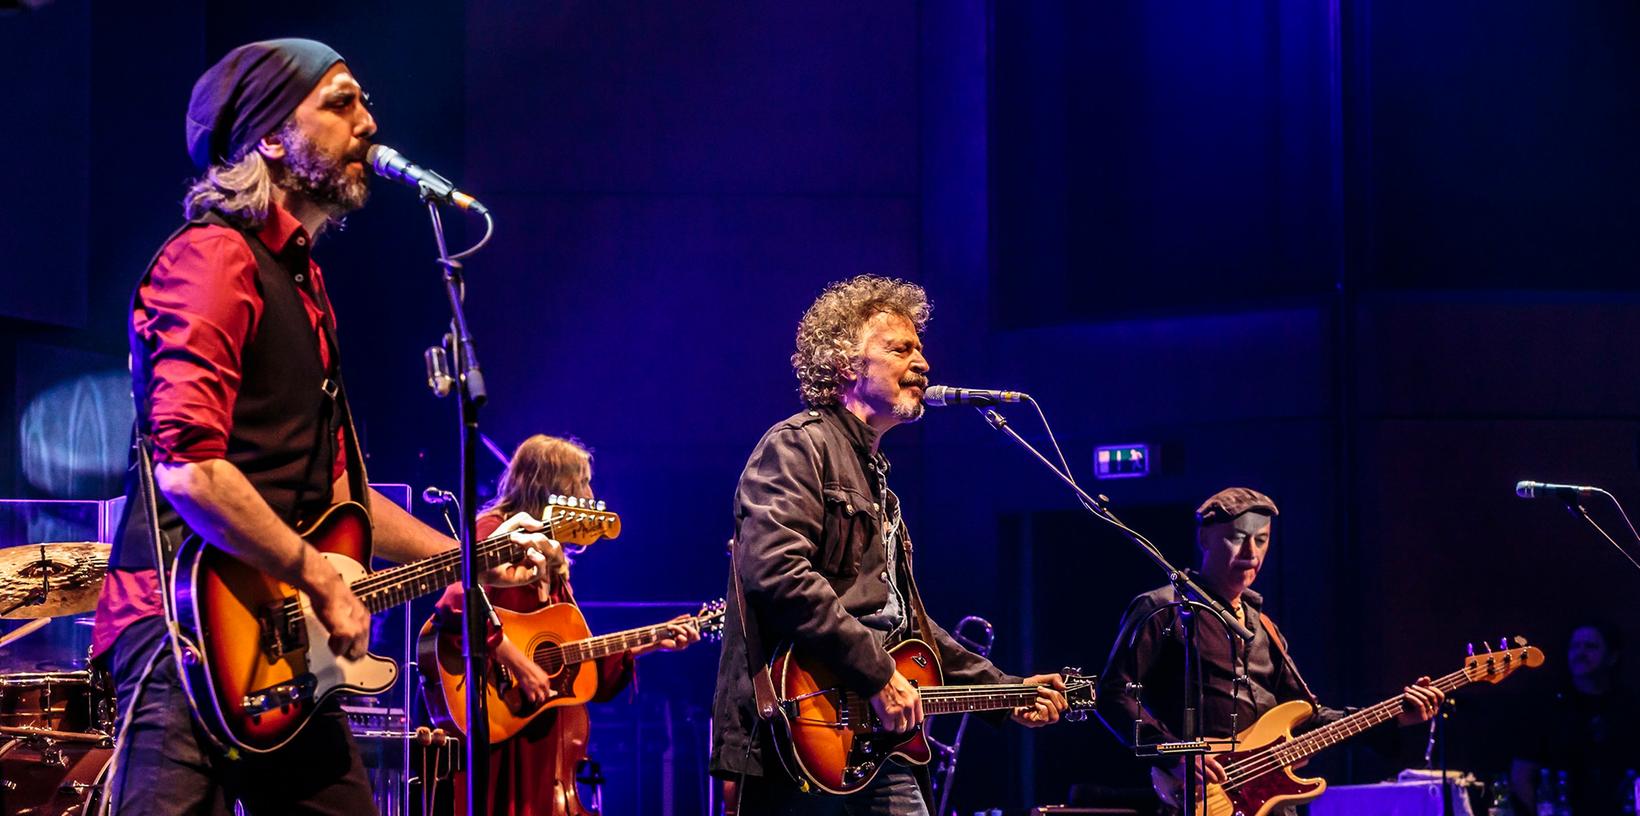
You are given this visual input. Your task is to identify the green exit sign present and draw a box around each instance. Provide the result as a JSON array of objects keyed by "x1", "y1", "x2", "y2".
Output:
[{"x1": 1094, "y1": 444, "x2": 1151, "y2": 479}]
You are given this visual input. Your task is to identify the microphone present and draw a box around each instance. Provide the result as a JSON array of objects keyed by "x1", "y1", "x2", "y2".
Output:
[
  {"x1": 1515, "y1": 481, "x2": 1600, "y2": 500},
  {"x1": 923, "y1": 385, "x2": 1027, "y2": 407},
  {"x1": 366, "y1": 144, "x2": 489, "y2": 214},
  {"x1": 422, "y1": 486, "x2": 455, "y2": 506}
]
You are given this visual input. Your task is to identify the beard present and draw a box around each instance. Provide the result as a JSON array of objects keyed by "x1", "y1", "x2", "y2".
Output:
[
  {"x1": 273, "y1": 122, "x2": 370, "y2": 219},
  {"x1": 891, "y1": 374, "x2": 929, "y2": 422}
]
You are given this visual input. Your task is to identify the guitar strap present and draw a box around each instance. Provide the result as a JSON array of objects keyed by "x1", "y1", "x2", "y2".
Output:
[
  {"x1": 895, "y1": 523, "x2": 938, "y2": 650},
  {"x1": 727, "y1": 538, "x2": 780, "y2": 720},
  {"x1": 1258, "y1": 610, "x2": 1321, "y2": 706}
]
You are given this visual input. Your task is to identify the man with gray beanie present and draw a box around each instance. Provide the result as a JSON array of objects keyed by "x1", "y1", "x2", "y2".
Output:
[
  {"x1": 91, "y1": 38, "x2": 552, "y2": 814},
  {"x1": 1094, "y1": 487, "x2": 1445, "y2": 815}
]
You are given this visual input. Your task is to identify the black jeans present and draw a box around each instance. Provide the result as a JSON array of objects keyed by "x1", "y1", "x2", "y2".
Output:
[
  {"x1": 736, "y1": 765, "x2": 930, "y2": 816},
  {"x1": 103, "y1": 615, "x2": 377, "y2": 816}
]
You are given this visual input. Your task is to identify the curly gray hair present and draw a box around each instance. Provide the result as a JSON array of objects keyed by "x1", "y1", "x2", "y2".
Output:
[{"x1": 791, "y1": 275, "x2": 931, "y2": 407}]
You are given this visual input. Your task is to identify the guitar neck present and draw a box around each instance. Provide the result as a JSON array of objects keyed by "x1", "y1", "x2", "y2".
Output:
[
  {"x1": 549, "y1": 615, "x2": 706, "y2": 666},
  {"x1": 918, "y1": 683, "x2": 1047, "y2": 716},
  {"x1": 350, "y1": 530, "x2": 527, "y2": 614},
  {"x1": 1242, "y1": 669, "x2": 1471, "y2": 768}
]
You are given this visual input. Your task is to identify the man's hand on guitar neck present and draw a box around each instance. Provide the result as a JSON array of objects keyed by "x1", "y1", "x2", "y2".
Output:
[
  {"x1": 871, "y1": 670, "x2": 924, "y2": 733},
  {"x1": 481, "y1": 512, "x2": 567, "y2": 588},
  {"x1": 1393, "y1": 676, "x2": 1444, "y2": 726},
  {"x1": 1010, "y1": 673, "x2": 1071, "y2": 728}
]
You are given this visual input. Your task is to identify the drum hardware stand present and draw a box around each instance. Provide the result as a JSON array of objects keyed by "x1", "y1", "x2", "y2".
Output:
[
  {"x1": 0, "y1": 546, "x2": 53, "y2": 616},
  {"x1": 974, "y1": 406, "x2": 1251, "y2": 816}
]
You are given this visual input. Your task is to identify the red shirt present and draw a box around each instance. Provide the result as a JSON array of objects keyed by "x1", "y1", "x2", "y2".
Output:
[{"x1": 92, "y1": 203, "x2": 347, "y2": 659}]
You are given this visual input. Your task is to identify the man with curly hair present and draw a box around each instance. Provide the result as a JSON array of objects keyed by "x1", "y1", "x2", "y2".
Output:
[{"x1": 710, "y1": 275, "x2": 1070, "y2": 814}]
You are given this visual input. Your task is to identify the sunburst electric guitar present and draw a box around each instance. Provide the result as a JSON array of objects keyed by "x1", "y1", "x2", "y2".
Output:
[
  {"x1": 171, "y1": 496, "x2": 621, "y2": 753},
  {"x1": 420, "y1": 598, "x2": 726, "y2": 742},
  {"x1": 1151, "y1": 637, "x2": 1544, "y2": 816},
  {"x1": 767, "y1": 639, "x2": 1098, "y2": 795}
]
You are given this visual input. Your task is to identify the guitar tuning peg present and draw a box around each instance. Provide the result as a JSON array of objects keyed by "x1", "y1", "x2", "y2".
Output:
[
  {"x1": 1514, "y1": 635, "x2": 1528, "y2": 648},
  {"x1": 548, "y1": 495, "x2": 560, "y2": 505},
  {"x1": 1482, "y1": 641, "x2": 1494, "y2": 654},
  {"x1": 1499, "y1": 638, "x2": 1509, "y2": 652},
  {"x1": 1466, "y1": 642, "x2": 1475, "y2": 657},
  {"x1": 595, "y1": 500, "x2": 606, "y2": 511}
]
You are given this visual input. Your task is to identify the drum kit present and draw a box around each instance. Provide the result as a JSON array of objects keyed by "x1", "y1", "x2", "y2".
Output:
[{"x1": 0, "y1": 541, "x2": 117, "y2": 816}]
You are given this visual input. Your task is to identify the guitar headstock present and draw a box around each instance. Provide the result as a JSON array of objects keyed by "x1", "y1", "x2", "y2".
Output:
[
  {"x1": 1462, "y1": 636, "x2": 1545, "y2": 685},
  {"x1": 1059, "y1": 668, "x2": 1098, "y2": 721},
  {"x1": 543, "y1": 495, "x2": 622, "y2": 546},
  {"x1": 695, "y1": 598, "x2": 727, "y2": 643}
]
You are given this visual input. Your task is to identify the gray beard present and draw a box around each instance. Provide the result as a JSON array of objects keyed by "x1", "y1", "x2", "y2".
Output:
[{"x1": 275, "y1": 128, "x2": 369, "y2": 220}]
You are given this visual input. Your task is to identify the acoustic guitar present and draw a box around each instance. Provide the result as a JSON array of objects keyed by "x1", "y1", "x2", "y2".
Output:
[{"x1": 420, "y1": 598, "x2": 726, "y2": 743}]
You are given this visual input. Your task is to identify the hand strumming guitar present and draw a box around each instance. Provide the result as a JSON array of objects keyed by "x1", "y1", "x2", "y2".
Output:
[
  {"x1": 871, "y1": 670, "x2": 924, "y2": 733},
  {"x1": 495, "y1": 635, "x2": 555, "y2": 706}
]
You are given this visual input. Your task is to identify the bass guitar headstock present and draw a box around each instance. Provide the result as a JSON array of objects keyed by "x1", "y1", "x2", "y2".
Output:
[
  {"x1": 1462, "y1": 636, "x2": 1545, "y2": 685},
  {"x1": 543, "y1": 495, "x2": 622, "y2": 547}
]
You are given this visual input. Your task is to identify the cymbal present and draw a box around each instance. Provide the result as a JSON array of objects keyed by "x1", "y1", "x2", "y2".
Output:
[{"x1": 0, "y1": 542, "x2": 109, "y2": 619}]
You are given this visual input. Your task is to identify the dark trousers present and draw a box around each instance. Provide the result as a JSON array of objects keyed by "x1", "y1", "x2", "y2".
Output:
[
  {"x1": 736, "y1": 765, "x2": 930, "y2": 816},
  {"x1": 103, "y1": 615, "x2": 377, "y2": 816}
]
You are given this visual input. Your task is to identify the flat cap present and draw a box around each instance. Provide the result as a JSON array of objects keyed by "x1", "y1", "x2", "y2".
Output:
[{"x1": 1195, "y1": 487, "x2": 1279, "y2": 526}]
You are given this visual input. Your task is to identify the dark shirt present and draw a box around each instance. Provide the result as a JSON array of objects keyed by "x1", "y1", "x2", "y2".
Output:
[
  {"x1": 1518, "y1": 686, "x2": 1640, "y2": 815},
  {"x1": 1095, "y1": 578, "x2": 1346, "y2": 760},
  {"x1": 710, "y1": 405, "x2": 1016, "y2": 779}
]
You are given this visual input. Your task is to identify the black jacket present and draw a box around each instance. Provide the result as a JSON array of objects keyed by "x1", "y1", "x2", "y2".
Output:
[
  {"x1": 710, "y1": 405, "x2": 1015, "y2": 779},
  {"x1": 1095, "y1": 578, "x2": 1346, "y2": 761}
]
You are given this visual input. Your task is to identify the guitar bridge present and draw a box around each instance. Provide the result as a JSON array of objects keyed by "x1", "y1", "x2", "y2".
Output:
[
  {"x1": 258, "y1": 599, "x2": 308, "y2": 659},
  {"x1": 242, "y1": 674, "x2": 317, "y2": 716}
]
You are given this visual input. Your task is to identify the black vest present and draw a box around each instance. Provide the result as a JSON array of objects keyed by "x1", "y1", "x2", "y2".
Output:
[{"x1": 112, "y1": 212, "x2": 355, "y2": 571}]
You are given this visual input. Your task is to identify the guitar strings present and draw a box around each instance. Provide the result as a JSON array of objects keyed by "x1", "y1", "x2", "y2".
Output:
[
  {"x1": 278, "y1": 511, "x2": 598, "y2": 623},
  {"x1": 1222, "y1": 669, "x2": 1468, "y2": 788},
  {"x1": 1219, "y1": 667, "x2": 1479, "y2": 789},
  {"x1": 352, "y1": 512, "x2": 579, "y2": 597},
  {"x1": 529, "y1": 609, "x2": 724, "y2": 668}
]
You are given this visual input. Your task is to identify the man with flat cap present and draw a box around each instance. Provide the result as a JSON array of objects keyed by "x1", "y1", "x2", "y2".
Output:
[
  {"x1": 92, "y1": 38, "x2": 554, "y2": 814},
  {"x1": 1094, "y1": 487, "x2": 1445, "y2": 815}
]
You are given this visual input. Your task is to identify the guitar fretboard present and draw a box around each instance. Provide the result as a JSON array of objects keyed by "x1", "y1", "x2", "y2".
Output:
[
  {"x1": 535, "y1": 613, "x2": 721, "y2": 667},
  {"x1": 353, "y1": 530, "x2": 530, "y2": 614},
  {"x1": 1223, "y1": 657, "x2": 1515, "y2": 790},
  {"x1": 918, "y1": 685, "x2": 1047, "y2": 715}
]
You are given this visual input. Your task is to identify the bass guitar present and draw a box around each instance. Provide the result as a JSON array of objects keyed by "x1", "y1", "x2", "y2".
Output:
[
  {"x1": 767, "y1": 639, "x2": 1097, "y2": 795},
  {"x1": 1151, "y1": 637, "x2": 1544, "y2": 816},
  {"x1": 420, "y1": 599, "x2": 726, "y2": 743},
  {"x1": 172, "y1": 496, "x2": 620, "y2": 753}
]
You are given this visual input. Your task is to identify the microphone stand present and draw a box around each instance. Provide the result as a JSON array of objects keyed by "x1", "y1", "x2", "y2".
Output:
[
  {"x1": 975, "y1": 407, "x2": 1253, "y2": 816},
  {"x1": 1558, "y1": 488, "x2": 1640, "y2": 577},
  {"x1": 423, "y1": 198, "x2": 492, "y2": 814}
]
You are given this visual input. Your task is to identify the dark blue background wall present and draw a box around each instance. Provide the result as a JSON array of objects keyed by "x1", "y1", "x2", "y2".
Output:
[{"x1": 2, "y1": 0, "x2": 1638, "y2": 812}]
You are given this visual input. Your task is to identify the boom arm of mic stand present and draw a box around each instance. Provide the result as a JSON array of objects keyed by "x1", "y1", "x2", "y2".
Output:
[{"x1": 977, "y1": 408, "x2": 1253, "y2": 643}]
